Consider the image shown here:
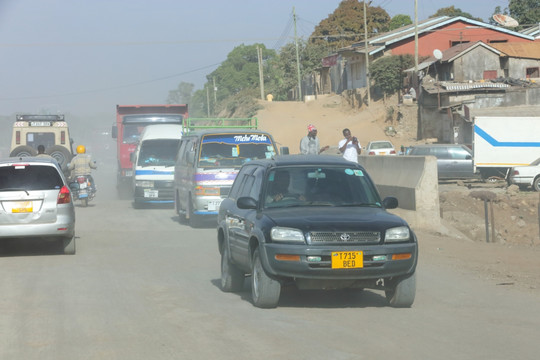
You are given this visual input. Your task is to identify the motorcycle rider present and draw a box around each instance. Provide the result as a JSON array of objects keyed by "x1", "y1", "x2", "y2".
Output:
[{"x1": 68, "y1": 145, "x2": 97, "y2": 194}]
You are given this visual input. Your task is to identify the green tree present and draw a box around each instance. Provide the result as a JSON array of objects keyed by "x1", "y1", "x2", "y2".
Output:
[
  {"x1": 388, "y1": 14, "x2": 412, "y2": 31},
  {"x1": 266, "y1": 40, "x2": 329, "y2": 101},
  {"x1": 207, "y1": 43, "x2": 276, "y2": 104},
  {"x1": 310, "y1": 0, "x2": 390, "y2": 49},
  {"x1": 370, "y1": 55, "x2": 415, "y2": 99},
  {"x1": 430, "y1": 6, "x2": 483, "y2": 22},
  {"x1": 166, "y1": 81, "x2": 194, "y2": 104},
  {"x1": 508, "y1": 0, "x2": 540, "y2": 27}
]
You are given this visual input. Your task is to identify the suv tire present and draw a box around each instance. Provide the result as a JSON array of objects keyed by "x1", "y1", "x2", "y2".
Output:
[
  {"x1": 251, "y1": 248, "x2": 281, "y2": 308},
  {"x1": 10, "y1": 145, "x2": 37, "y2": 158},
  {"x1": 221, "y1": 244, "x2": 244, "y2": 292},
  {"x1": 47, "y1": 145, "x2": 72, "y2": 171},
  {"x1": 385, "y1": 272, "x2": 416, "y2": 308}
]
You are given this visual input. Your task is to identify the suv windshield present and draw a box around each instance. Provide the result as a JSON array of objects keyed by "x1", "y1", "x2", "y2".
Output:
[
  {"x1": 0, "y1": 165, "x2": 63, "y2": 190},
  {"x1": 138, "y1": 139, "x2": 180, "y2": 167},
  {"x1": 263, "y1": 166, "x2": 381, "y2": 208},
  {"x1": 198, "y1": 133, "x2": 275, "y2": 168}
]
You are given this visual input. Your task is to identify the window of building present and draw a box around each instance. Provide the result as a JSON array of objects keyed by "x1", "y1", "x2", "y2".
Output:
[{"x1": 526, "y1": 67, "x2": 539, "y2": 79}]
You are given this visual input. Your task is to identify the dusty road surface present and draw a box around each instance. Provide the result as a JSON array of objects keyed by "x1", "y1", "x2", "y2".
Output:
[{"x1": 1, "y1": 166, "x2": 540, "y2": 360}]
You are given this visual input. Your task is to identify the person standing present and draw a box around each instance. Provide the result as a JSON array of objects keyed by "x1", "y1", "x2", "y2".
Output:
[
  {"x1": 300, "y1": 124, "x2": 329, "y2": 155},
  {"x1": 338, "y1": 128, "x2": 361, "y2": 163}
]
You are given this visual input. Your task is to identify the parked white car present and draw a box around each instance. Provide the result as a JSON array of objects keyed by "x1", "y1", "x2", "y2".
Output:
[
  {"x1": 508, "y1": 157, "x2": 540, "y2": 192},
  {"x1": 365, "y1": 140, "x2": 396, "y2": 155}
]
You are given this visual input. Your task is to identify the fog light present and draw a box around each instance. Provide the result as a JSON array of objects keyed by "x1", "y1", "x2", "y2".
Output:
[
  {"x1": 306, "y1": 256, "x2": 322, "y2": 262},
  {"x1": 392, "y1": 253, "x2": 412, "y2": 260},
  {"x1": 275, "y1": 254, "x2": 300, "y2": 261},
  {"x1": 372, "y1": 255, "x2": 387, "y2": 261}
]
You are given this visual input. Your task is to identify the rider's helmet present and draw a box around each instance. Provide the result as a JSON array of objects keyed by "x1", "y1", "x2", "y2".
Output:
[{"x1": 76, "y1": 145, "x2": 86, "y2": 154}]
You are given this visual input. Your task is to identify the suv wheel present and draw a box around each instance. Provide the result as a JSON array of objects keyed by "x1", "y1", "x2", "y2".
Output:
[
  {"x1": 10, "y1": 145, "x2": 37, "y2": 158},
  {"x1": 251, "y1": 248, "x2": 281, "y2": 308},
  {"x1": 385, "y1": 272, "x2": 416, "y2": 308},
  {"x1": 221, "y1": 244, "x2": 244, "y2": 292},
  {"x1": 47, "y1": 145, "x2": 72, "y2": 170}
]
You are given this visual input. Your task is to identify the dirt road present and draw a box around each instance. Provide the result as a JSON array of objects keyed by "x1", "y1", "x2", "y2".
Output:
[{"x1": 1, "y1": 166, "x2": 539, "y2": 359}]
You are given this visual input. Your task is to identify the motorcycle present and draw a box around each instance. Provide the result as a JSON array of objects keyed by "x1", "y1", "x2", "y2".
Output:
[{"x1": 69, "y1": 175, "x2": 96, "y2": 207}]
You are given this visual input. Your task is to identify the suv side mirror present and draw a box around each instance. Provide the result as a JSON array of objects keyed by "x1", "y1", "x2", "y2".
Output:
[
  {"x1": 280, "y1": 146, "x2": 289, "y2": 155},
  {"x1": 382, "y1": 197, "x2": 398, "y2": 209},
  {"x1": 237, "y1": 196, "x2": 257, "y2": 209},
  {"x1": 112, "y1": 126, "x2": 118, "y2": 139}
]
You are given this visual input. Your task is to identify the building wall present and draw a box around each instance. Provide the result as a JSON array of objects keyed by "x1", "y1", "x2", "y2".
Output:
[
  {"x1": 507, "y1": 58, "x2": 540, "y2": 79},
  {"x1": 453, "y1": 47, "x2": 501, "y2": 81},
  {"x1": 390, "y1": 21, "x2": 531, "y2": 57},
  {"x1": 419, "y1": 88, "x2": 537, "y2": 142}
]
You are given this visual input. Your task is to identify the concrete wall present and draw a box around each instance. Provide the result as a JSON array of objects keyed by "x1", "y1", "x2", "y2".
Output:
[
  {"x1": 357, "y1": 155, "x2": 440, "y2": 229},
  {"x1": 454, "y1": 47, "x2": 501, "y2": 81},
  {"x1": 508, "y1": 58, "x2": 540, "y2": 79}
]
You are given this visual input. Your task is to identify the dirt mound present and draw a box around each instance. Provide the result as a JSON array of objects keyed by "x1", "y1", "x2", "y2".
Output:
[{"x1": 256, "y1": 94, "x2": 419, "y2": 154}]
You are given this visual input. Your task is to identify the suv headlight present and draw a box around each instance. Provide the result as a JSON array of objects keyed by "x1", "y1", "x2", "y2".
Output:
[
  {"x1": 271, "y1": 227, "x2": 305, "y2": 244},
  {"x1": 385, "y1": 226, "x2": 410, "y2": 242}
]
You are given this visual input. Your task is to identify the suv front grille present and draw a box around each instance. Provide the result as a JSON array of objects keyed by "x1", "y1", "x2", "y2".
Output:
[{"x1": 307, "y1": 231, "x2": 381, "y2": 245}]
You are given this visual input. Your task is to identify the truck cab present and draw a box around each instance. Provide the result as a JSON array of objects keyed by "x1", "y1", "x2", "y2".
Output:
[{"x1": 132, "y1": 124, "x2": 183, "y2": 206}]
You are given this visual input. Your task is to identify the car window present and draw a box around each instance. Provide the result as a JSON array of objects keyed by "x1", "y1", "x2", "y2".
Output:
[
  {"x1": 448, "y1": 146, "x2": 471, "y2": 160},
  {"x1": 410, "y1": 147, "x2": 430, "y2": 156},
  {"x1": 229, "y1": 165, "x2": 256, "y2": 199},
  {"x1": 0, "y1": 165, "x2": 63, "y2": 190},
  {"x1": 263, "y1": 166, "x2": 380, "y2": 208},
  {"x1": 371, "y1": 142, "x2": 392, "y2": 150},
  {"x1": 432, "y1": 147, "x2": 450, "y2": 159}
]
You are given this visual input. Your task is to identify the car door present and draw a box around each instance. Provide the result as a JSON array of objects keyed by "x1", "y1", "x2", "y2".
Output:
[
  {"x1": 227, "y1": 165, "x2": 259, "y2": 265},
  {"x1": 447, "y1": 146, "x2": 474, "y2": 178},
  {"x1": 431, "y1": 147, "x2": 452, "y2": 178}
]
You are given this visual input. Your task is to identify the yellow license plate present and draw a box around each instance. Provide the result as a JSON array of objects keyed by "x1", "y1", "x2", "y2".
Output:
[
  {"x1": 331, "y1": 251, "x2": 363, "y2": 269},
  {"x1": 12, "y1": 201, "x2": 33, "y2": 213}
]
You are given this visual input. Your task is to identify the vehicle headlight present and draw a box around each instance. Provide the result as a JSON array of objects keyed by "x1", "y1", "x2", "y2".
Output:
[
  {"x1": 135, "y1": 180, "x2": 154, "y2": 187},
  {"x1": 271, "y1": 227, "x2": 305, "y2": 244},
  {"x1": 385, "y1": 226, "x2": 410, "y2": 242}
]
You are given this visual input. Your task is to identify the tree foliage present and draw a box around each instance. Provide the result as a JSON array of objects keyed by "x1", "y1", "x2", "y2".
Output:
[
  {"x1": 265, "y1": 40, "x2": 329, "y2": 101},
  {"x1": 508, "y1": 0, "x2": 540, "y2": 27},
  {"x1": 388, "y1": 14, "x2": 412, "y2": 31},
  {"x1": 370, "y1": 55, "x2": 415, "y2": 97},
  {"x1": 310, "y1": 0, "x2": 390, "y2": 49},
  {"x1": 166, "y1": 82, "x2": 194, "y2": 105},
  {"x1": 430, "y1": 6, "x2": 483, "y2": 22}
]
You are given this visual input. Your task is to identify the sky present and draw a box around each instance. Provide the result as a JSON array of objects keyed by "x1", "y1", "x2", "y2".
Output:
[{"x1": 0, "y1": 0, "x2": 511, "y2": 118}]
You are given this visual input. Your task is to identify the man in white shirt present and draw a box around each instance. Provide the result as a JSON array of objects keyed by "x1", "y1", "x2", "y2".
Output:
[{"x1": 338, "y1": 128, "x2": 361, "y2": 163}]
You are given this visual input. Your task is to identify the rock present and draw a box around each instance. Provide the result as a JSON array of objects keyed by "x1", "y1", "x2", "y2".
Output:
[{"x1": 506, "y1": 185, "x2": 520, "y2": 195}]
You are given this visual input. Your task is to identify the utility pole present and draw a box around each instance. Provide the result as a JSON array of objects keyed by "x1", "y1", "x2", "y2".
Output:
[
  {"x1": 206, "y1": 87, "x2": 210, "y2": 117},
  {"x1": 293, "y1": 7, "x2": 302, "y2": 101},
  {"x1": 257, "y1": 46, "x2": 265, "y2": 100},
  {"x1": 414, "y1": 0, "x2": 418, "y2": 86},
  {"x1": 213, "y1": 77, "x2": 217, "y2": 108},
  {"x1": 363, "y1": 1, "x2": 370, "y2": 106}
]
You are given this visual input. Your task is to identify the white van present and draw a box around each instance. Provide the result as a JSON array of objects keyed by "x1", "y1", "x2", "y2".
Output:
[{"x1": 132, "y1": 124, "x2": 183, "y2": 206}]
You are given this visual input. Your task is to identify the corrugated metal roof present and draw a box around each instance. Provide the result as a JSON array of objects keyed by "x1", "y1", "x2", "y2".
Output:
[
  {"x1": 490, "y1": 42, "x2": 540, "y2": 59},
  {"x1": 339, "y1": 16, "x2": 535, "y2": 55}
]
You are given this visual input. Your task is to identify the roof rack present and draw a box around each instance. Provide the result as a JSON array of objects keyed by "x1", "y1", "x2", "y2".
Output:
[
  {"x1": 16, "y1": 114, "x2": 65, "y2": 122},
  {"x1": 183, "y1": 117, "x2": 257, "y2": 132}
]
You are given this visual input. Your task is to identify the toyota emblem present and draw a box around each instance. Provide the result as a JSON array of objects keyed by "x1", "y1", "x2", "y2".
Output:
[{"x1": 340, "y1": 233, "x2": 351, "y2": 241}]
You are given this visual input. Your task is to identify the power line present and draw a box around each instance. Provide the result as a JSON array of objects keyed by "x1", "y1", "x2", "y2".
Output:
[{"x1": 0, "y1": 62, "x2": 222, "y2": 101}]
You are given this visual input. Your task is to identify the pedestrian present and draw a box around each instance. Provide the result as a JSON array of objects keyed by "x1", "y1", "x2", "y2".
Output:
[
  {"x1": 36, "y1": 145, "x2": 52, "y2": 158},
  {"x1": 338, "y1": 128, "x2": 361, "y2": 163},
  {"x1": 299, "y1": 124, "x2": 329, "y2": 155}
]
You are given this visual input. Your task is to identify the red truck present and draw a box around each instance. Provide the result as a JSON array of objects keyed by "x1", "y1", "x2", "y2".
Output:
[{"x1": 112, "y1": 104, "x2": 188, "y2": 196}]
